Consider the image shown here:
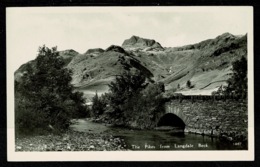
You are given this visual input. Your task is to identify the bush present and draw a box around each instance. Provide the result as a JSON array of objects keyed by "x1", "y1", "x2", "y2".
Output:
[
  {"x1": 186, "y1": 80, "x2": 192, "y2": 88},
  {"x1": 15, "y1": 92, "x2": 49, "y2": 135}
]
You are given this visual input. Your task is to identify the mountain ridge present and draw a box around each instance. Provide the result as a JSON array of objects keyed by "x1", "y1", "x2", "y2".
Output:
[{"x1": 15, "y1": 32, "x2": 247, "y2": 100}]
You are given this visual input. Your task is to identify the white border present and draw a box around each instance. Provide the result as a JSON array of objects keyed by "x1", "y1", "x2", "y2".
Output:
[{"x1": 7, "y1": 6, "x2": 254, "y2": 161}]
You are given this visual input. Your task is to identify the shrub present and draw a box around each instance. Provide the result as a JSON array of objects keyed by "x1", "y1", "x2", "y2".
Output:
[
  {"x1": 186, "y1": 80, "x2": 192, "y2": 88},
  {"x1": 15, "y1": 92, "x2": 49, "y2": 135}
]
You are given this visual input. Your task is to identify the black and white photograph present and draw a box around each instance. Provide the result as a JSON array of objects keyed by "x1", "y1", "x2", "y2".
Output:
[{"x1": 6, "y1": 7, "x2": 254, "y2": 161}]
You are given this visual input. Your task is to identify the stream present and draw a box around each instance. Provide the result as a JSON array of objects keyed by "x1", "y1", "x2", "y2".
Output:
[{"x1": 70, "y1": 119, "x2": 246, "y2": 150}]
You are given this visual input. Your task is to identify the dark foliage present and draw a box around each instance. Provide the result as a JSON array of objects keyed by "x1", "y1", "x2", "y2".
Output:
[
  {"x1": 225, "y1": 56, "x2": 247, "y2": 98},
  {"x1": 91, "y1": 92, "x2": 107, "y2": 117},
  {"x1": 106, "y1": 68, "x2": 164, "y2": 128},
  {"x1": 212, "y1": 56, "x2": 247, "y2": 98},
  {"x1": 186, "y1": 80, "x2": 192, "y2": 89},
  {"x1": 107, "y1": 69, "x2": 147, "y2": 117},
  {"x1": 15, "y1": 46, "x2": 87, "y2": 135}
]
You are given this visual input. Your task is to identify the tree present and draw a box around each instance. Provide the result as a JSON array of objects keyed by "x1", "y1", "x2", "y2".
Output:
[
  {"x1": 105, "y1": 68, "x2": 165, "y2": 128},
  {"x1": 139, "y1": 83, "x2": 165, "y2": 118},
  {"x1": 186, "y1": 80, "x2": 192, "y2": 89},
  {"x1": 15, "y1": 45, "x2": 87, "y2": 135},
  {"x1": 224, "y1": 56, "x2": 247, "y2": 98},
  {"x1": 92, "y1": 91, "x2": 106, "y2": 117},
  {"x1": 107, "y1": 69, "x2": 147, "y2": 117}
]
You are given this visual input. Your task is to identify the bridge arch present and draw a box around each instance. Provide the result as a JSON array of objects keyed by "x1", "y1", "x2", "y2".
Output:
[
  {"x1": 164, "y1": 104, "x2": 190, "y2": 125},
  {"x1": 155, "y1": 103, "x2": 191, "y2": 130},
  {"x1": 157, "y1": 113, "x2": 186, "y2": 130}
]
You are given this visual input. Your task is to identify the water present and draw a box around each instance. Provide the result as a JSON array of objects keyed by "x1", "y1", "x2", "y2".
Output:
[{"x1": 70, "y1": 119, "x2": 246, "y2": 150}]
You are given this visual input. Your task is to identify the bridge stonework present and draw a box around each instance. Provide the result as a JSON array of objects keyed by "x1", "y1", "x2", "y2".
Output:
[{"x1": 159, "y1": 98, "x2": 247, "y2": 138}]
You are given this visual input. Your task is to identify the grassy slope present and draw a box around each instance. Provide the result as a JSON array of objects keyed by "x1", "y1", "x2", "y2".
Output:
[
  {"x1": 136, "y1": 33, "x2": 247, "y2": 95},
  {"x1": 64, "y1": 33, "x2": 248, "y2": 98},
  {"x1": 67, "y1": 48, "x2": 155, "y2": 101},
  {"x1": 15, "y1": 33, "x2": 247, "y2": 99}
]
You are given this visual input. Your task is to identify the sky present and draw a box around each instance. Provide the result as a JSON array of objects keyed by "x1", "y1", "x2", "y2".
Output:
[{"x1": 6, "y1": 7, "x2": 252, "y2": 72}]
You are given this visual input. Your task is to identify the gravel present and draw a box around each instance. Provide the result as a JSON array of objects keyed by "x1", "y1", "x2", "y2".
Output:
[{"x1": 15, "y1": 130, "x2": 127, "y2": 151}]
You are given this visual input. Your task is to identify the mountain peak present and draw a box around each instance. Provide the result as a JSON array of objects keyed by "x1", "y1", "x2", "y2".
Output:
[
  {"x1": 122, "y1": 35, "x2": 164, "y2": 50},
  {"x1": 217, "y1": 32, "x2": 235, "y2": 39},
  {"x1": 105, "y1": 45, "x2": 126, "y2": 53},
  {"x1": 85, "y1": 48, "x2": 104, "y2": 54},
  {"x1": 130, "y1": 35, "x2": 139, "y2": 40},
  {"x1": 59, "y1": 49, "x2": 79, "y2": 55}
]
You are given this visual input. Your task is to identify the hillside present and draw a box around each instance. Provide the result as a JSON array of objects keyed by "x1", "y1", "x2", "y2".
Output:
[
  {"x1": 14, "y1": 32, "x2": 247, "y2": 100},
  {"x1": 67, "y1": 45, "x2": 154, "y2": 99}
]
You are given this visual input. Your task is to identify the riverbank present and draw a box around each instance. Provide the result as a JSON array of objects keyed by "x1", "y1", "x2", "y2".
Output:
[
  {"x1": 90, "y1": 117, "x2": 247, "y2": 149},
  {"x1": 15, "y1": 130, "x2": 127, "y2": 151},
  {"x1": 92, "y1": 115, "x2": 247, "y2": 143},
  {"x1": 185, "y1": 127, "x2": 247, "y2": 147},
  {"x1": 15, "y1": 119, "x2": 247, "y2": 151}
]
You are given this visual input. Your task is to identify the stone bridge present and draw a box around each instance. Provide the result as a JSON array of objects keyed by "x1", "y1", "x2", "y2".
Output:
[{"x1": 156, "y1": 96, "x2": 247, "y2": 137}]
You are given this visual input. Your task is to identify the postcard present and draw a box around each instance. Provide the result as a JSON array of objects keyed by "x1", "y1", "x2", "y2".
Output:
[{"x1": 6, "y1": 6, "x2": 254, "y2": 161}]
